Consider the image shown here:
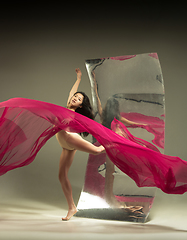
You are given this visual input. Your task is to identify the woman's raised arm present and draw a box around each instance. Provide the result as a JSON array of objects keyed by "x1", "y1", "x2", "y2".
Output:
[
  {"x1": 67, "y1": 68, "x2": 82, "y2": 106},
  {"x1": 92, "y1": 71, "x2": 103, "y2": 117}
]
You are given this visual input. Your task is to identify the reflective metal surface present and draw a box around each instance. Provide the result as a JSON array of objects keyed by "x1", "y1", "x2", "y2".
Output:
[{"x1": 75, "y1": 53, "x2": 165, "y2": 222}]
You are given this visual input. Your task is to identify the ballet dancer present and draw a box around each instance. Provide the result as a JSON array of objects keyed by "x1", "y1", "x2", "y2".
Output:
[{"x1": 56, "y1": 68, "x2": 105, "y2": 220}]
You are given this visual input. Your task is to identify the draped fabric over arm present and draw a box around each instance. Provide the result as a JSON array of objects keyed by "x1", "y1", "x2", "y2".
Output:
[
  {"x1": 1, "y1": 98, "x2": 187, "y2": 194},
  {"x1": 121, "y1": 112, "x2": 165, "y2": 149}
]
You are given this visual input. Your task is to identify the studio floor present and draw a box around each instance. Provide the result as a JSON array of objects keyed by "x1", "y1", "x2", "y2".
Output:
[{"x1": 1, "y1": 190, "x2": 187, "y2": 240}]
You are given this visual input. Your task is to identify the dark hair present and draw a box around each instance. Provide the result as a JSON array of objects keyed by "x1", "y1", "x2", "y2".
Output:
[
  {"x1": 101, "y1": 97, "x2": 120, "y2": 129},
  {"x1": 74, "y1": 91, "x2": 94, "y2": 137}
]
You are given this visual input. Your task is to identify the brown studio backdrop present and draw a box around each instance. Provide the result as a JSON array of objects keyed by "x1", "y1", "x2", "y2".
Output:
[{"x1": 0, "y1": 11, "x2": 187, "y2": 211}]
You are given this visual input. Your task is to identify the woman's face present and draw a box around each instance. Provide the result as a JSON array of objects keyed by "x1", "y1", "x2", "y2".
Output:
[{"x1": 69, "y1": 93, "x2": 84, "y2": 109}]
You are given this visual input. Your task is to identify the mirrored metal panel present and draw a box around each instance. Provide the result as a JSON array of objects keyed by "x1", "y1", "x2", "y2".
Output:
[{"x1": 75, "y1": 53, "x2": 165, "y2": 222}]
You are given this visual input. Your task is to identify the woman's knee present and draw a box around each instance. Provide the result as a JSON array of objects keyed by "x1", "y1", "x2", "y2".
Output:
[{"x1": 58, "y1": 169, "x2": 67, "y2": 182}]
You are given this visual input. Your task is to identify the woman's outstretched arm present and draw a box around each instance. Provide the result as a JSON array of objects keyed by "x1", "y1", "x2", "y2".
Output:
[
  {"x1": 120, "y1": 117, "x2": 147, "y2": 126},
  {"x1": 67, "y1": 68, "x2": 82, "y2": 106}
]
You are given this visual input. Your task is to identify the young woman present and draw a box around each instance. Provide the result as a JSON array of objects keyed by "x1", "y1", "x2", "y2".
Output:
[{"x1": 56, "y1": 68, "x2": 105, "y2": 220}]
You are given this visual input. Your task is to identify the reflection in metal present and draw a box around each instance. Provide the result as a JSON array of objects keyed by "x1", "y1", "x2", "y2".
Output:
[{"x1": 75, "y1": 53, "x2": 165, "y2": 222}]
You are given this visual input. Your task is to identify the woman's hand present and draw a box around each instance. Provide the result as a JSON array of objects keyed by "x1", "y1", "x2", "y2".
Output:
[{"x1": 75, "y1": 68, "x2": 82, "y2": 78}]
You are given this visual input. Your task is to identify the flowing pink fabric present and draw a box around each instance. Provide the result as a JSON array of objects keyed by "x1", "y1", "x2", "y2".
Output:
[
  {"x1": 111, "y1": 118, "x2": 161, "y2": 152},
  {"x1": 83, "y1": 119, "x2": 160, "y2": 198},
  {"x1": 1, "y1": 98, "x2": 187, "y2": 194},
  {"x1": 121, "y1": 112, "x2": 165, "y2": 149}
]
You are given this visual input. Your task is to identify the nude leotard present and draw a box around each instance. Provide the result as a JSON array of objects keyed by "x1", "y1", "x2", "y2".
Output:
[{"x1": 56, "y1": 130, "x2": 76, "y2": 151}]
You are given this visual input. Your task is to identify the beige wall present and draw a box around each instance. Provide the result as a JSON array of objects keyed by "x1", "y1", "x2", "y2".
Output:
[{"x1": 0, "y1": 11, "x2": 187, "y2": 208}]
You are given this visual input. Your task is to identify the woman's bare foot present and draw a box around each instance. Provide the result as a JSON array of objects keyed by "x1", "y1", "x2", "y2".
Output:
[
  {"x1": 100, "y1": 146, "x2": 106, "y2": 154},
  {"x1": 124, "y1": 206, "x2": 143, "y2": 214},
  {"x1": 62, "y1": 207, "x2": 78, "y2": 221}
]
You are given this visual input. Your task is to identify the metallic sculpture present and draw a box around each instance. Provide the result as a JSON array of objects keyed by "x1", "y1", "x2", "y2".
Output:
[{"x1": 75, "y1": 53, "x2": 165, "y2": 222}]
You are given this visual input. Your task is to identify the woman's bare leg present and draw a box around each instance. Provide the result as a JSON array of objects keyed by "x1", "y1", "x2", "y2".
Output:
[
  {"x1": 58, "y1": 149, "x2": 77, "y2": 221},
  {"x1": 58, "y1": 132, "x2": 105, "y2": 221},
  {"x1": 105, "y1": 156, "x2": 125, "y2": 208},
  {"x1": 66, "y1": 133, "x2": 105, "y2": 155}
]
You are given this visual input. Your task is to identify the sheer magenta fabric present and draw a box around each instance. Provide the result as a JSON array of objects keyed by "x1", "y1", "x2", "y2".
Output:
[
  {"x1": 83, "y1": 119, "x2": 161, "y2": 198},
  {"x1": 1, "y1": 98, "x2": 187, "y2": 194},
  {"x1": 121, "y1": 112, "x2": 165, "y2": 149}
]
